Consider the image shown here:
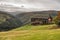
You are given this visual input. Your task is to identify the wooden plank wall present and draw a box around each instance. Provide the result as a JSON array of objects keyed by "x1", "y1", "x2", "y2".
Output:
[{"x1": 57, "y1": 11, "x2": 60, "y2": 19}]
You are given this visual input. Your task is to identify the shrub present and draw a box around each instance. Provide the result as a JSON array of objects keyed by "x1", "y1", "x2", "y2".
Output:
[{"x1": 53, "y1": 16, "x2": 60, "y2": 27}]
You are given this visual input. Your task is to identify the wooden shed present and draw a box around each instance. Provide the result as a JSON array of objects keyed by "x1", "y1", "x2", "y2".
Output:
[{"x1": 31, "y1": 14, "x2": 52, "y2": 25}]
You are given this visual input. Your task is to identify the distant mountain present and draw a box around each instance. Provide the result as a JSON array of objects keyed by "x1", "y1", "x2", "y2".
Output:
[
  {"x1": 16, "y1": 10, "x2": 58, "y2": 25},
  {"x1": 0, "y1": 11, "x2": 22, "y2": 31}
]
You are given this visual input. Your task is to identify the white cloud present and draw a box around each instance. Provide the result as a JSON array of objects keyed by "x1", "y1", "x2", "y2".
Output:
[{"x1": 0, "y1": 0, "x2": 60, "y2": 11}]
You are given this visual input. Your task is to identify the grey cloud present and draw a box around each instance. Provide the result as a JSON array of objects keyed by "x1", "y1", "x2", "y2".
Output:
[{"x1": 0, "y1": 0, "x2": 60, "y2": 11}]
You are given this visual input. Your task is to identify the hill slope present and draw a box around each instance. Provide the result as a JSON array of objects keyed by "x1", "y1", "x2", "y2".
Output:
[
  {"x1": 0, "y1": 11, "x2": 22, "y2": 31},
  {"x1": 16, "y1": 10, "x2": 57, "y2": 25},
  {"x1": 0, "y1": 24, "x2": 60, "y2": 40}
]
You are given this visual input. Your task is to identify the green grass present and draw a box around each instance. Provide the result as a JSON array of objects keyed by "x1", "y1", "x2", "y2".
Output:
[
  {"x1": 12, "y1": 24, "x2": 56, "y2": 31},
  {"x1": 0, "y1": 24, "x2": 60, "y2": 40},
  {"x1": 11, "y1": 29, "x2": 60, "y2": 40}
]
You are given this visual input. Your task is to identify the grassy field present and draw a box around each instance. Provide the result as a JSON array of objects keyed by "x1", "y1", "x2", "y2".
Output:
[
  {"x1": 0, "y1": 24, "x2": 60, "y2": 40},
  {"x1": 12, "y1": 24, "x2": 56, "y2": 31}
]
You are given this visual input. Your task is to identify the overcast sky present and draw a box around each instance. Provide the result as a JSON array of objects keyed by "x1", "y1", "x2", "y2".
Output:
[{"x1": 0, "y1": 0, "x2": 60, "y2": 11}]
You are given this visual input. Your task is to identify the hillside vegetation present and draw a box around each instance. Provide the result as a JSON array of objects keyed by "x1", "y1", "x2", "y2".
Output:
[
  {"x1": 0, "y1": 10, "x2": 59, "y2": 40},
  {"x1": 0, "y1": 24, "x2": 60, "y2": 40},
  {"x1": 12, "y1": 24, "x2": 56, "y2": 31},
  {"x1": 0, "y1": 11, "x2": 22, "y2": 31}
]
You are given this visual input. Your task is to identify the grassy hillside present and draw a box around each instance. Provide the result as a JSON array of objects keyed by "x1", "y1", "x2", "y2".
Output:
[
  {"x1": 12, "y1": 24, "x2": 56, "y2": 31},
  {"x1": 0, "y1": 24, "x2": 60, "y2": 40},
  {"x1": 0, "y1": 10, "x2": 59, "y2": 40}
]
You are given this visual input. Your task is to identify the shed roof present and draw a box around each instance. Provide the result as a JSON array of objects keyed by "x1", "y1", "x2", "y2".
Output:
[{"x1": 31, "y1": 13, "x2": 49, "y2": 19}]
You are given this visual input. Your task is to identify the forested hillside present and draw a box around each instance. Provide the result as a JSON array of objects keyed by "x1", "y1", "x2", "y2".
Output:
[{"x1": 0, "y1": 11, "x2": 22, "y2": 31}]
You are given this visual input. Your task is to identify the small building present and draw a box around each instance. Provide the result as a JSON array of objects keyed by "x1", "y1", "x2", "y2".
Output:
[{"x1": 31, "y1": 14, "x2": 52, "y2": 25}]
